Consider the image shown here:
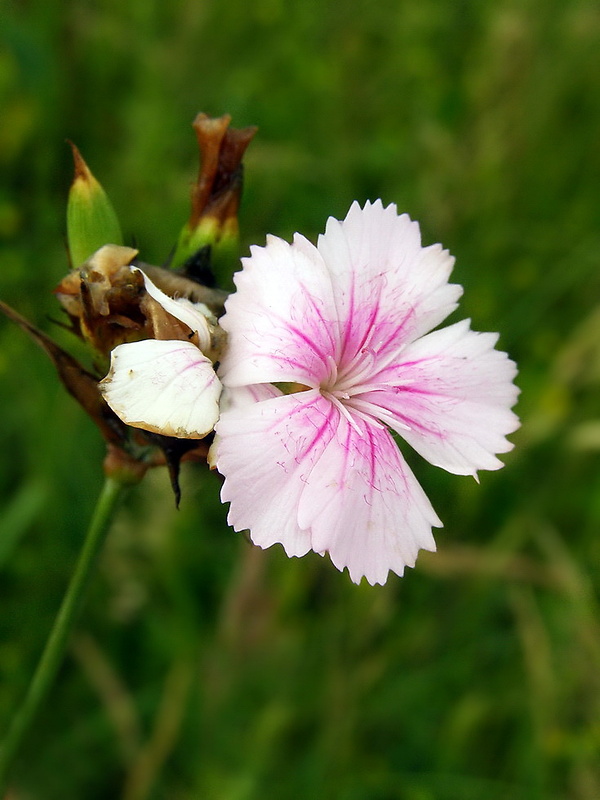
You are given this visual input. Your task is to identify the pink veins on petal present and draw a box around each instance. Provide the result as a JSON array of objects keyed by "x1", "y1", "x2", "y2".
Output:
[{"x1": 215, "y1": 199, "x2": 520, "y2": 585}]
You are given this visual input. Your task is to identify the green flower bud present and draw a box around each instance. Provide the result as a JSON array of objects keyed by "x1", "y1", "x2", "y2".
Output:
[{"x1": 66, "y1": 142, "x2": 123, "y2": 267}]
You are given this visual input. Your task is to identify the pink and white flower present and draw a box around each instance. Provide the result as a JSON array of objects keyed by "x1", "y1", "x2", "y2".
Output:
[{"x1": 214, "y1": 200, "x2": 520, "y2": 585}]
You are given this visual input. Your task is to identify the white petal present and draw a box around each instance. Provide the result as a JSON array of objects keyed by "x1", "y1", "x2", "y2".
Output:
[
  {"x1": 100, "y1": 339, "x2": 221, "y2": 438},
  {"x1": 220, "y1": 382, "x2": 282, "y2": 412},
  {"x1": 218, "y1": 233, "x2": 340, "y2": 388},
  {"x1": 296, "y1": 411, "x2": 440, "y2": 585},
  {"x1": 355, "y1": 319, "x2": 520, "y2": 475},
  {"x1": 316, "y1": 200, "x2": 462, "y2": 366},
  {"x1": 137, "y1": 269, "x2": 212, "y2": 351},
  {"x1": 217, "y1": 390, "x2": 331, "y2": 558},
  {"x1": 216, "y1": 389, "x2": 440, "y2": 585},
  {"x1": 207, "y1": 383, "x2": 282, "y2": 468},
  {"x1": 219, "y1": 201, "x2": 461, "y2": 393}
]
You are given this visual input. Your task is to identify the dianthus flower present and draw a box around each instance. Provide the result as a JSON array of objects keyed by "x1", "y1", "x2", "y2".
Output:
[{"x1": 214, "y1": 200, "x2": 520, "y2": 585}]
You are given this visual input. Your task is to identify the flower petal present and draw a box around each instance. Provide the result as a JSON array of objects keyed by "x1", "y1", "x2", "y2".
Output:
[
  {"x1": 207, "y1": 383, "x2": 282, "y2": 469},
  {"x1": 216, "y1": 389, "x2": 440, "y2": 585},
  {"x1": 217, "y1": 390, "x2": 331, "y2": 558},
  {"x1": 219, "y1": 233, "x2": 340, "y2": 389},
  {"x1": 317, "y1": 200, "x2": 462, "y2": 371},
  {"x1": 137, "y1": 269, "x2": 213, "y2": 350},
  {"x1": 296, "y1": 411, "x2": 440, "y2": 585},
  {"x1": 353, "y1": 319, "x2": 520, "y2": 475},
  {"x1": 219, "y1": 201, "x2": 462, "y2": 393},
  {"x1": 100, "y1": 339, "x2": 221, "y2": 438}
]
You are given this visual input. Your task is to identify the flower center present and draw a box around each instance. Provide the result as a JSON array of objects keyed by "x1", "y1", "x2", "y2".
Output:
[
  {"x1": 321, "y1": 346, "x2": 387, "y2": 399},
  {"x1": 317, "y1": 354, "x2": 391, "y2": 433}
]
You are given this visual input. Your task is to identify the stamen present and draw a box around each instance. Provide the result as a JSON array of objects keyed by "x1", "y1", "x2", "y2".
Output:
[
  {"x1": 347, "y1": 397, "x2": 411, "y2": 431},
  {"x1": 343, "y1": 382, "x2": 391, "y2": 397},
  {"x1": 335, "y1": 347, "x2": 377, "y2": 393},
  {"x1": 323, "y1": 391, "x2": 363, "y2": 435},
  {"x1": 325, "y1": 354, "x2": 338, "y2": 386}
]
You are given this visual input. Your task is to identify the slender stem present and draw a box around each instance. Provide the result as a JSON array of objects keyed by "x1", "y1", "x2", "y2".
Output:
[{"x1": 0, "y1": 476, "x2": 126, "y2": 792}]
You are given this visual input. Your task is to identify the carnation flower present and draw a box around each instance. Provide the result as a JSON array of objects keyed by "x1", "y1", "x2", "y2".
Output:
[{"x1": 214, "y1": 200, "x2": 520, "y2": 585}]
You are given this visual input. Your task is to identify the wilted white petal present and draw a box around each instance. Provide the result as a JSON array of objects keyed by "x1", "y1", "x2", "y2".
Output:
[
  {"x1": 137, "y1": 269, "x2": 212, "y2": 351},
  {"x1": 100, "y1": 338, "x2": 221, "y2": 438}
]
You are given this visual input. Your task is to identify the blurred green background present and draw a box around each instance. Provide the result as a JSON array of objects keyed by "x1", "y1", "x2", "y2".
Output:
[{"x1": 1, "y1": 0, "x2": 599, "y2": 797}]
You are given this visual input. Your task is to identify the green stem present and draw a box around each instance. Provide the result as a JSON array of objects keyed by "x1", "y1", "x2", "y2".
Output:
[{"x1": 0, "y1": 476, "x2": 126, "y2": 793}]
